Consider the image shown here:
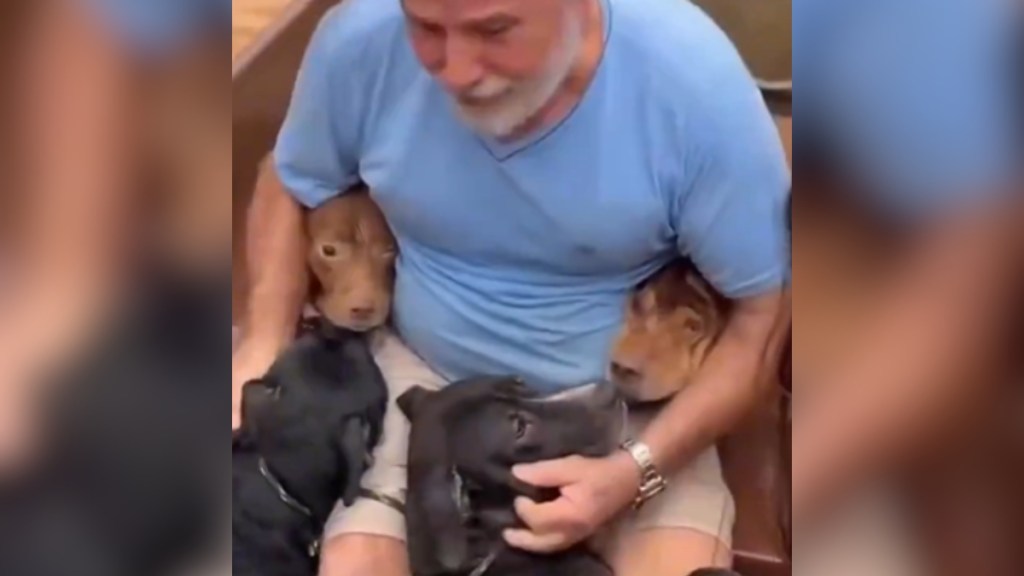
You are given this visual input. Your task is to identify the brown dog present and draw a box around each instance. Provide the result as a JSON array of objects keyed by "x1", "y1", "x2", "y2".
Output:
[
  {"x1": 609, "y1": 260, "x2": 729, "y2": 402},
  {"x1": 306, "y1": 186, "x2": 397, "y2": 331}
]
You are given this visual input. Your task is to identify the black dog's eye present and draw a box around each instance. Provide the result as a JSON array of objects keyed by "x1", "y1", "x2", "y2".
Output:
[
  {"x1": 264, "y1": 381, "x2": 282, "y2": 400},
  {"x1": 510, "y1": 413, "x2": 529, "y2": 439}
]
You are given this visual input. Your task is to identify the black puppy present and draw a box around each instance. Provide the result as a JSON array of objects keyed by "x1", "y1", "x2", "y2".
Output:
[
  {"x1": 231, "y1": 318, "x2": 388, "y2": 576},
  {"x1": 688, "y1": 570, "x2": 744, "y2": 576},
  {"x1": 398, "y1": 376, "x2": 626, "y2": 576},
  {"x1": 0, "y1": 272, "x2": 227, "y2": 576}
]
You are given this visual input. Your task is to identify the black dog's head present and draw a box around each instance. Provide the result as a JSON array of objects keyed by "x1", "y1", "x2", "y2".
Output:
[
  {"x1": 398, "y1": 377, "x2": 626, "y2": 574},
  {"x1": 239, "y1": 318, "x2": 387, "y2": 512}
]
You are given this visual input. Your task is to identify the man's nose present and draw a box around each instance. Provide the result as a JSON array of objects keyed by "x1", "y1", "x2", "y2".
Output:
[{"x1": 438, "y1": 38, "x2": 483, "y2": 94}]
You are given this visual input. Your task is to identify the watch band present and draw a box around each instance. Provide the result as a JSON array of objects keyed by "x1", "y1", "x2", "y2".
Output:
[{"x1": 620, "y1": 439, "x2": 668, "y2": 509}]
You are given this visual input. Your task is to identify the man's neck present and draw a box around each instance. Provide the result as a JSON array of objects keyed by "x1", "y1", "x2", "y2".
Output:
[{"x1": 504, "y1": 0, "x2": 605, "y2": 141}]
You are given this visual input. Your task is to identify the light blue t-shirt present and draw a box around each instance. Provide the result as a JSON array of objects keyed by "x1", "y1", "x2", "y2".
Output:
[
  {"x1": 275, "y1": 0, "x2": 790, "y2": 391},
  {"x1": 794, "y1": 0, "x2": 1020, "y2": 218},
  {"x1": 84, "y1": 0, "x2": 230, "y2": 57}
]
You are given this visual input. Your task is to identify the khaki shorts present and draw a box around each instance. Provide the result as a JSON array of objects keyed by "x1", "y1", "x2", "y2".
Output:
[{"x1": 324, "y1": 331, "x2": 735, "y2": 550}]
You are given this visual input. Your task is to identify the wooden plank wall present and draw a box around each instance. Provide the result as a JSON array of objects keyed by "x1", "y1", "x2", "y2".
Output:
[{"x1": 232, "y1": 0, "x2": 298, "y2": 60}]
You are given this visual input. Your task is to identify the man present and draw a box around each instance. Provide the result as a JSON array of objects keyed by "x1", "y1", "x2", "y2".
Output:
[
  {"x1": 791, "y1": 0, "x2": 1020, "y2": 574},
  {"x1": 1, "y1": 0, "x2": 229, "y2": 469},
  {"x1": 232, "y1": 0, "x2": 789, "y2": 574},
  {"x1": 791, "y1": 0, "x2": 1020, "y2": 518}
]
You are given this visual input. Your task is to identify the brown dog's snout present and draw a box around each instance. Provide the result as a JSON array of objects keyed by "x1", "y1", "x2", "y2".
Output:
[
  {"x1": 609, "y1": 360, "x2": 642, "y2": 383},
  {"x1": 348, "y1": 304, "x2": 377, "y2": 321}
]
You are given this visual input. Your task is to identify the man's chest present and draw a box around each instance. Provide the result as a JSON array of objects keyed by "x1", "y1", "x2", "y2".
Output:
[{"x1": 355, "y1": 91, "x2": 678, "y2": 276}]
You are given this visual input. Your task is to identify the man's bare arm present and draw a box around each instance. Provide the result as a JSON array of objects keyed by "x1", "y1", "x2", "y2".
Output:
[
  {"x1": 640, "y1": 289, "x2": 790, "y2": 474},
  {"x1": 231, "y1": 159, "x2": 310, "y2": 428},
  {"x1": 6, "y1": 0, "x2": 136, "y2": 373},
  {"x1": 793, "y1": 197, "x2": 1021, "y2": 520},
  {"x1": 238, "y1": 158, "x2": 310, "y2": 354}
]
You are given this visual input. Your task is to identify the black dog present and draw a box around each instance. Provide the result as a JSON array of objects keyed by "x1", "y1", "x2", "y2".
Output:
[
  {"x1": 398, "y1": 376, "x2": 626, "y2": 576},
  {"x1": 231, "y1": 318, "x2": 388, "y2": 576},
  {"x1": 0, "y1": 272, "x2": 227, "y2": 576}
]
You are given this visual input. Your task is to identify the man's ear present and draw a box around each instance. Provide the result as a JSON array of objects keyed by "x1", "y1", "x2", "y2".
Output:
[{"x1": 397, "y1": 385, "x2": 435, "y2": 420}]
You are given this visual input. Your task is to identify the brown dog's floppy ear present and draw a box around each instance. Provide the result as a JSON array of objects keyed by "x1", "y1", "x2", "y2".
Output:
[{"x1": 397, "y1": 385, "x2": 435, "y2": 421}]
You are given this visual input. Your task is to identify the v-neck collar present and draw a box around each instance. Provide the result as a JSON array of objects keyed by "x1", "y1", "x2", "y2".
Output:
[{"x1": 475, "y1": 0, "x2": 614, "y2": 162}]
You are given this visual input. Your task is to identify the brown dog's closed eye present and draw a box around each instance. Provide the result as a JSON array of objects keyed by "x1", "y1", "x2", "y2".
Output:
[
  {"x1": 306, "y1": 186, "x2": 397, "y2": 331},
  {"x1": 610, "y1": 260, "x2": 729, "y2": 403}
]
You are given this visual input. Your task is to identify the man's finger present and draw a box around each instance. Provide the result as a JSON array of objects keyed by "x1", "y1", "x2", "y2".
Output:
[
  {"x1": 511, "y1": 455, "x2": 582, "y2": 487},
  {"x1": 503, "y1": 528, "x2": 571, "y2": 553},
  {"x1": 513, "y1": 496, "x2": 579, "y2": 533}
]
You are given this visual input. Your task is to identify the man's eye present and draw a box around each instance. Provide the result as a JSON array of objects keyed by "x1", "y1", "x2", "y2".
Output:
[
  {"x1": 478, "y1": 22, "x2": 514, "y2": 38},
  {"x1": 412, "y1": 19, "x2": 445, "y2": 38}
]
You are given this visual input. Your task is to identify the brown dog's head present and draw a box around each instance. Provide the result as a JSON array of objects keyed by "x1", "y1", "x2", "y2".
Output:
[
  {"x1": 306, "y1": 187, "x2": 396, "y2": 331},
  {"x1": 609, "y1": 260, "x2": 729, "y2": 403}
]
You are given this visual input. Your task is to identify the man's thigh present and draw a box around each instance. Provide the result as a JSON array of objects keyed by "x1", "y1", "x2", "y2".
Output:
[
  {"x1": 319, "y1": 330, "x2": 445, "y2": 575},
  {"x1": 599, "y1": 406, "x2": 736, "y2": 575}
]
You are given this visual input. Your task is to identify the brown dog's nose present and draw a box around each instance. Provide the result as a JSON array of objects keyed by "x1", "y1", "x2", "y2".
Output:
[
  {"x1": 610, "y1": 361, "x2": 641, "y2": 383},
  {"x1": 349, "y1": 306, "x2": 376, "y2": 321}
]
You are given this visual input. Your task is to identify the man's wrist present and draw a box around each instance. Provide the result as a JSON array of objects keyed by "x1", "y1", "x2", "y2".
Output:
[{"x1": 618, "y1": 439, "x2": 669, "y2": 509}]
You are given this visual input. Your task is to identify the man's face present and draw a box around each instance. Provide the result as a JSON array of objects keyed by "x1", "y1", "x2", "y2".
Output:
[{"x1": 402, "y1": 0, "x2": 585, "y2": 137}]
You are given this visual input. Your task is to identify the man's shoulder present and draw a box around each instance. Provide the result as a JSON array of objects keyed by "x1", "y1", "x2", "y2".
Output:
[
  {"x1": 609, "y1": 0, "x2": 756, "y2": 104},
  {"x1": 310, "y1": 0, "x2": 407, "y2": 66}
]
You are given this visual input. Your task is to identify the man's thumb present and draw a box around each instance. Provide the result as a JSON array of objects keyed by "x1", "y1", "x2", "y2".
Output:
[{"x1": 512, "y1": 456, "x2": 581, "y2": 487}]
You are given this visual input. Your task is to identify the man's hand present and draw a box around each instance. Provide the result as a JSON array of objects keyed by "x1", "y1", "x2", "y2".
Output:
[
  {"x1": 0, "y1": 380, "x2": 45, "y2": 476},
  {"x1": 0, "y1": 332, "x2": 52, "y2": 475},
  {"x1": 503, "y1": 452, "x2": 640, "y2": 553},
  {"x1": 231, "y1": 338, "x2": 284, "y2": 430}
]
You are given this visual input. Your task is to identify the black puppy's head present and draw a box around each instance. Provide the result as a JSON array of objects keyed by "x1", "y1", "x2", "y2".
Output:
[
  {"x1": 240, "y1": 319, "x2": 386, "y2": 507},
  {"x1": 398, "y1": 377, "x2": 626, "y2": 573}
]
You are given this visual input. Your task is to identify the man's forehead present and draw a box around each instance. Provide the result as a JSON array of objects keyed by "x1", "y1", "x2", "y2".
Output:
[{"x1": 402, "y1": 0, "x2": 538, "y2": 21}]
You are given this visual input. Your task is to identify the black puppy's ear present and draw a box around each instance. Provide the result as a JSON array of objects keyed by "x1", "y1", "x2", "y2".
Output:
[
  {"x1": 238, "y1": 378, "x2": 270, "y2": 424},
  {"x1": 418, "y1": 467, "x2": 470, "y2": 572},
  {"x1": 397, "y1": 385, "x2": 435, "y2": 420},
  {"x1": 335, "y1": 416, "x2": 370, "y2": 506}
]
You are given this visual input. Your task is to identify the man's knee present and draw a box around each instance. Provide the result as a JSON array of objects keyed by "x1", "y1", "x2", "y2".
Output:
[{"x1": 318, "y1": 534, "x2": 410, "y2": 576}]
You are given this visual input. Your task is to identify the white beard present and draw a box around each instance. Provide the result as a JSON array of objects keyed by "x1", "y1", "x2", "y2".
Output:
[{"x1": 454, "y1": 12, "x2": 586, "y2": 138}]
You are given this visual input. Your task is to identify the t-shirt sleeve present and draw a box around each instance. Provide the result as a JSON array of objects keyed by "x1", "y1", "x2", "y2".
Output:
[
  {"x1": 799, "y1": 0, "x2": 1018, "y2": 217},
  {"x1": 273, "y1": 8, "x2": 365, "y2": 208},
  {"x1": 674, "y1": 76, "x2": 791, "y2": 299},
  {"x1": 82, "y1": 0, "x2": 226, "y2": 57}
]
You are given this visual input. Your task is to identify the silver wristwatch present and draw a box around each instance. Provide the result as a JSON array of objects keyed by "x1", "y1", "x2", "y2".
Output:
[{"x1": 620, "y1": 439, "x2": 668, "y2": 509}]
